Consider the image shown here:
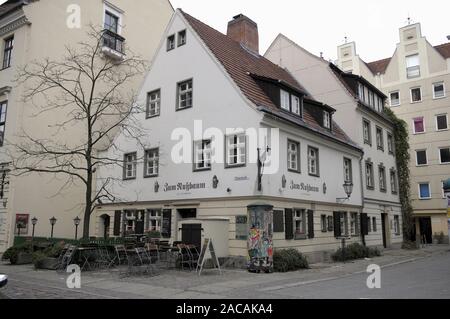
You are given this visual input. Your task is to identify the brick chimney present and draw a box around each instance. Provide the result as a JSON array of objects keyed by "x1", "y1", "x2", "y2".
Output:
[{"x1": 227, "y1": 14, "x2": 259, "y2": 53}]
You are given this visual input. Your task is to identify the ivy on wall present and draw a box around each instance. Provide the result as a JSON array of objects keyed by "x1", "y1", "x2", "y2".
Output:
[{"x1": 384, "y1": 108, "x2": 414, "y2": 241}]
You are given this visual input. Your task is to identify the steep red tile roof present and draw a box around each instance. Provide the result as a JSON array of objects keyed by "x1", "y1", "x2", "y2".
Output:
[
  {"x1": 366, "y1": 42, "x2": 450, "y2": 74},
  {"x1": 180, "y1": 10, "x2": 360, "y2": 150},
  {"x1": 366, "y1": 58, "x2": 391, "y2": 75}
]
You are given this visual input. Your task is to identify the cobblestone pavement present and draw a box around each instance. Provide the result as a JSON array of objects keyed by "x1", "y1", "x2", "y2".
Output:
[{"x1": 0, "y1": 245, "x2": 448, "y2": 299}]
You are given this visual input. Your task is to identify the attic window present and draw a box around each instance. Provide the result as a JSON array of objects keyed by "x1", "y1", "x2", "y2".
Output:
[{"x1": 323, "y1": 111, "x2": 331, "y2": 129}]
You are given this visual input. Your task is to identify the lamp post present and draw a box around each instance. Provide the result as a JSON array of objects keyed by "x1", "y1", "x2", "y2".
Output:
[
  {"x1": 74, "y1": 217, "x2": 81, "y2": 240},
  {"x1": 31, "y1": 217, "x2": 38, "y2": 252},
  {"x1": 49, "y1": 216, "x2": 57, "y2": 238},
  {"x1": 336, "y1": 181, "x2": 354, "y2": 203}
]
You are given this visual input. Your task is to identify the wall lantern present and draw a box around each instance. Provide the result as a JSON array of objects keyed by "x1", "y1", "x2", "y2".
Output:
[
  {"x1": 281, "y1": 175, "x2": 287, "y2": 189},
  {"x1": 336, "y1": 181, "x2": 353, "y2": 203},
  {"x1": 212, "y1": 175, "x2": 219, "y2": 189},
  {"x1": 154, "y1": 181, "x2": 160, "y2": 193}
]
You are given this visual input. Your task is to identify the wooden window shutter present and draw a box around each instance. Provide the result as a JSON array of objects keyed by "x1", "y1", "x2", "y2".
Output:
[
  {"x1": 307, "y1": 210, "x2": 314, "y2": 239},
  {"x1": 273, "y1": 210, "x2": 285, "y2": 233},
  {"x1": 333, "y1": 212, "x2": 341, "y2": 238},
  {"x1": 113, "y1": 210, "x2": 122, "y2": 236},
  {"x1": 360, "y1": 213, "x2": 369, "y2": 236},
  {"x1": 355, "y1": 213, "x2": 360, "y2": 235},
  {"x1": 285, "y1": 209, "x2": 294, "y2": 240}
]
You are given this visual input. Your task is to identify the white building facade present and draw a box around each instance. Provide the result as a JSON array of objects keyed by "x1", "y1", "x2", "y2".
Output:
[
  {"x1": 94, "y1": 10, "x2": 375, "y2": 263},
  {"x1": 265, "y1": 35, "x2": 403, "y2": 248}
]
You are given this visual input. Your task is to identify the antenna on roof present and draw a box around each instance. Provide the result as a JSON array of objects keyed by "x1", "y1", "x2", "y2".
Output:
[
  {"x1": 405, "y1": 14, "x2": 413, "y2": 25},
  {"x1": 344, "y1": 36, "x2": 348, "y2": 44},
  {"x1": 320, "y1": 52, "x2": 323, "y2": 59}
]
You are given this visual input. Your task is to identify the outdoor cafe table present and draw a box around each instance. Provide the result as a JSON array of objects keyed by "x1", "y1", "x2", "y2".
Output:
[{"x1": 76, "y1": 246, "x2": 98, "y2": 271}]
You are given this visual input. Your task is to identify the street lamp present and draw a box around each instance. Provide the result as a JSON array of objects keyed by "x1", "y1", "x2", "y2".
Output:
[
  {"x1": 336, "y1": 181, "x2": 354, "y2": 203},
  {"x1": 31, "y1": 217, "x2": 38, "y2": 238},
  {"x1": 74, "y1": 216, "x2": 81, "y2": 240},
  {"x1": 49, "y1": 216, "x2": 57, "y2": 238}
]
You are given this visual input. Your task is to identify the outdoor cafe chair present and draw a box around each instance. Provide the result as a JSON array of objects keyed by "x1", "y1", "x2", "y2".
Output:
[
  {"x1": 56, "y1": 244, "x2": 77, "y2": 273},
  {"x1": 145, "y1": 244, "x2": 160, "y2": 264},
  {"x1": 177, "y1": 244, "x2": 193, "y2": 271},
  {"x1": 187, "y1": 244, "x2": 200, "y2": 268},
  {"x1": 113, "y1": 245, "x2": 128, "y2": 266},
  {"x1": 135, "y1": 247, "x2": 157, "y2": 276}
]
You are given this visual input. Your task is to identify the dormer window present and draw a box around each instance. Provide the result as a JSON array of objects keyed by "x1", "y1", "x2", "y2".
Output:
[
  {"x1": 280, "y1": 89, "x2": 290, "y2": 111},
  {"x1": 323, "y1": 111, "x2": 331, "y2": 129},
  {"x1": 291, "y1": 95, "x2": 302, "y2": 116}
]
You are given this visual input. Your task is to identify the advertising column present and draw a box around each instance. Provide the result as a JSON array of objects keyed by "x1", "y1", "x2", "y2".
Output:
[
  {"x1": 444, "y1": 179, "x2": 450, "y2": 234},
  {"x1": 247, "y1": 204, "x2": 273, "y2": 273}
]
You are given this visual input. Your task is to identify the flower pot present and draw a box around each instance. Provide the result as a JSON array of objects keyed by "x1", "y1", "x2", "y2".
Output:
[
  {"x1": 39, "y1": 257, "x2": 59, "y2": 270},
  {"x1": 10, "y1": 252, "x2": 33, "y2": 265}
]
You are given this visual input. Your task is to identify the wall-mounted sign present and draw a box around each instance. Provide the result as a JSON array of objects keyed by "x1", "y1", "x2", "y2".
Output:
[
  {"x1": 234, "y1": 176, "x2": 250, "y2": 181},
  {"x1": 163, "y1": 182, "x2": 206, "y2": 192},
  {"x1": 290, "y1": 181, "x2": 320, "y2": 193}
]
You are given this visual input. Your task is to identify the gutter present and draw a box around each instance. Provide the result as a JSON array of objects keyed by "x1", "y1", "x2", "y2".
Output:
[{"x1": 359, "y1": 152, "x2": 366, "y2": 246}]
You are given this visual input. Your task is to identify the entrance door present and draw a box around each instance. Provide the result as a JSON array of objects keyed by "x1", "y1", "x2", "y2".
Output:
[
  {"x1": 103, "y1": 215, "x2": 110, "y2": 239},
  {"x1": 419, "y1": 217, "x2": 432, "y2": 244},
  {"x1": 381, "y1": 213, "x2": 387, "y2": 248},
  {"x1": 181, "y1": 224, "x2": 202, "y2": 249}
]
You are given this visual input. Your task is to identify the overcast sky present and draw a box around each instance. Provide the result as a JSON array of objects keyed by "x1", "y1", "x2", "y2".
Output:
[
  {"x1": 169, "y1": 0, "x2": 450, "y2": 62},
  {"x1": 2, "y1": 0, "x2": 448, "y2": 62}
]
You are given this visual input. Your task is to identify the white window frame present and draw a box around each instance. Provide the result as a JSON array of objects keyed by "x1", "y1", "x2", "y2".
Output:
[
  {"x1": 439, "y1": 147, "x2": 450, "y2": 165},
  {"x1": 307, "y1": 146, "x2": 319, "y2": 176},
  {"x1": 123, "y1": 152, "x2": 137, "y2": 180},
  {"x1": 294, "y1": 209, "x2": 307, "y2": 236},
  {"x1": 340, "y1": 212, "x2": 348, "y2": 236},
  {"x1": 146, "y1": 89, "x2": 161, "y2": 118},
  {"x1": 432, "y1": 82, "x2": 445, "y2": 99},
  {"x1": 389, "y1": 91, "x2": 400, "y2": 107},
  {"x1": 280, "y1": 89, "x2": 290, "y2": 111},
  {"x1": 415, "y1": 149, "x2": 428, "y2": 166},
  {"x1": 144, "y1": 148, "x2": 159, "y2": 177},
  {"x1": 376, "y1": 126, "x2": 384, "y2": 151},
  {"x1": 148, "y1": 210, "x2": 162, "y2": 232},
  {"x1": 350, "y1": 212, "x2": 358, "y2": 236},
  {"x1": 390, "y1": 169, "x2": 398, "y2": 194},
  {"x1": 365, "y1": 161, "x2": 374, "y2": 189},
  {"x1": 387, "y1": 133, "x2": 394, "y2": 154},
  {"x1": 436, "y1": 114, "x2": 448, "y2": 131},
  {"x1": 291, "y1": 95, "x2": 302, "y2": 116},
  {"x1": 226, "y1": 134, "x2": 246, "y2": 167},
  {"x1": 363, "y1": 119, "x2": 371, "y2": 145},
  {"x1": 320, "y1": 215, "x2": 327, "y2": 232},
  {"x1": 177, "y1": 79, "x2": 193, "y2": 110},
  {"x1": 103, "y1": 2, "x2": 123, "y2": 35},
  {"x1": 412, "y1": 117, "x2": 425, "y2": 134},
  {"x1": 410, "y1": 87, "x2": 422, "y2": 103},
  {"x1": 287, "y1": 140, "x2": 300, "y2": 173},
  {"x1": 194, "y1": 140, "x2": 212, "y2": 171},
  {"x1": 379, "y1": 165, "x2": 386, "y2": 192},
  {"x1": 343, "y1": 157, "x2": 352, "y2": 183},
  {"x1": 323, "y1": 111, "x2": 331, "y2": 129},
  {"x1": 418, "y1": 182, "x2": 431, "y2": 200}
]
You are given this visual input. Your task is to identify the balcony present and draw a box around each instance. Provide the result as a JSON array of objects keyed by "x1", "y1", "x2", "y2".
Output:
[{"x1": 101, "y1": 29, "x2": 125, "y2": 60}]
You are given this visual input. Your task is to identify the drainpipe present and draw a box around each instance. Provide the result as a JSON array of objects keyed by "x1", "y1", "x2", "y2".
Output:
[{"x1": 359, "y1": 152, "x2": 366, "y2": 247}]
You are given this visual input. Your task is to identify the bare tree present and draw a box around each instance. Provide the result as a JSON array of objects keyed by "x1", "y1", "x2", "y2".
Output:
[{"x1": 10, "y1": 28, "x2": 148, "y2": 239}]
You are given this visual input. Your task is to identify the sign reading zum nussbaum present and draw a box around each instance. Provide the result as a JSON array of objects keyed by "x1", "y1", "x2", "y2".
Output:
[{"x1": 163, "y1": 182, "x2": 206, "y2": 192}]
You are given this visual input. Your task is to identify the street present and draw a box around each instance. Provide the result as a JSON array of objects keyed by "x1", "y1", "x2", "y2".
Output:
[{"x1": 0, "y1": 246, "x2": 449, "y2": 299}]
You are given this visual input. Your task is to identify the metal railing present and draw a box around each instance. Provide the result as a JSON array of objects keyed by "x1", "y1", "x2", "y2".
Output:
[{"x1": 102, "y1": 29, "x2": 125, "y2": 54}]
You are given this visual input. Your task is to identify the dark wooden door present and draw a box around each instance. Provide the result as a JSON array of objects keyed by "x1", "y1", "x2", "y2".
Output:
[
  {"x1": 419, "y1": 217, "x2": 432, "y2": 244},
  {"x1": 381, "y1": 214, "x2": 387, "y2": 248},
  {"x1": 181, "y1": 224, "x2": 202, "y2": 248},
  {"x1": 135, "y1": 220, "x2": 145, "y2": 235}
]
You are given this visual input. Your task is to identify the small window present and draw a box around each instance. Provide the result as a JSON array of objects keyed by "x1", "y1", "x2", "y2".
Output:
[
  {"x1": 376, "y1": 127, "x2": 384, "y2": 151},
  {"x1": 390, "y1": 169, "x2": 398, "y2": 194},
  {"x1": 123, "y1": 152, "x2": 137, "y2": 180},
  {"x1": 226, "y1": 134, "x2": 246, "y2": 167},
  {"x1": 235, "y1": 216, "x2": 248, "y2": 240},
  {"x1": 433, "y1": 82, "x2": 445, "y2": 99},
  {"x1": 394, "y1": 216, "x2": 400, "y2": 235},
  {"x1": 389, "y1": 91, "x2": 400, "y2": 107},
  {"x1": 291, "y1": 95, "x2": 302, "y2": 116},
  {"x1": 365, "y1": 161, "x2": 374, "y2": 190},
  {"x1": 307, "y1": 146, "x2": 319, "y2": 176},
  {"x1": 146, "y1": 89, "x2": 161, "y2": 118},
  {"x1": 194, "y1": 140, "x2": 211, "y2": 171},
  {"x1": 406, "y1": 54, "x2": 420, "y2": 78},
  {"x1": 294, "y1": 209, "x2": 307, "y2": 238},
  {"x1": 372, "y1": 217, "x2": 377, "y2": 232},
  {"x1": 177, "y1": 79, "x2": 193, "y2": 110},
  {"x1": 2, "y1": 36, "x2": 13, "y2": 69},
  {"x1": 177, "y1": 30, "x2": 187, "y2": 47},
  {"x1": 327, "y1": 216, "x2": 333, "y2": 232},
  {"x1": 363, "y1": 119, "x2": 372, "y2": 145},
  {"x1": 387, "y1": 133, "x2": 394, "y2": 155},
  {"x1": 410, "y1": 87, "x2": 422, "y2": 103},
  {"x1": 321, "y1": 215, "x2": 327, "y2": 232},
  {"x1": 350, "y1": 212, "x2": 358, "y2": 236},
  {"x1": 167, "y1": 34, "x2": 175, "y2": 51},
  {"x1": 0, "y1": 101, "x2": 7, "y2": 147},
  {"x1": 323, "y1": 111, "x2": 331, "y2": 129},
  {"x1": 144, "y1": 148, "x2": 159, "y2": 177},
  {"x1": 436, "y1": 114, "x2": 448, "y2": 131},
  {"x1": 416, "y1": 150, "x2": 428, "y2": 166},
  {"x1": 104, "y1": 11, "x2": 119, "y2": 33},
  {"x1": 418, "y1": 183, "x2": 431, "y2": 199},
  {"x1": 343, "y1": 157, "x2": 352, "y2": 183},
  {"x1": 379, "y1": 165, "x2": 386, "y2": 192},
  {"x1": 287, "y1": 140, "x2": 300, "y2": 173},
  {"x1": 413, "y1": 117, "x2": 425, "y2": 134},
  {"x1": 439, "y1": 148, "x2": 450, "y2": 164},
  {"x1": 367, "y1": 216, "x2": 371, "y2": 233},
  {"x1": 280, "y1": 89, "x2": 290, "y2": 111}
]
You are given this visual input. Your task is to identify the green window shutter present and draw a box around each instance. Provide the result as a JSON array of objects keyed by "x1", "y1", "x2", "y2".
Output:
[
  {"x1": 307, "y1": 210, "x2": 315, "y2": 239},
  {"x1": 273, "y1": 210, "x2": 285, "y2": 233},
  {"x1": 285, "y1": 209, "x2": 294, "y2": 240},
  {"x1": 113, "y1": 210, "x2": 121, "y2": 236},
  {"x1": 333, "y1": 212, "x2": 341, "y2": 238}
]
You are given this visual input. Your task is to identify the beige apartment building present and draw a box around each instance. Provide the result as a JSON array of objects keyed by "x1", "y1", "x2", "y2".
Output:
[
  {"x1": 0, "y1": 0, "x2": 173, "y2": 252},
  {"x1": 336, "y1": 23, "x2": 450, "y2": 244}
]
